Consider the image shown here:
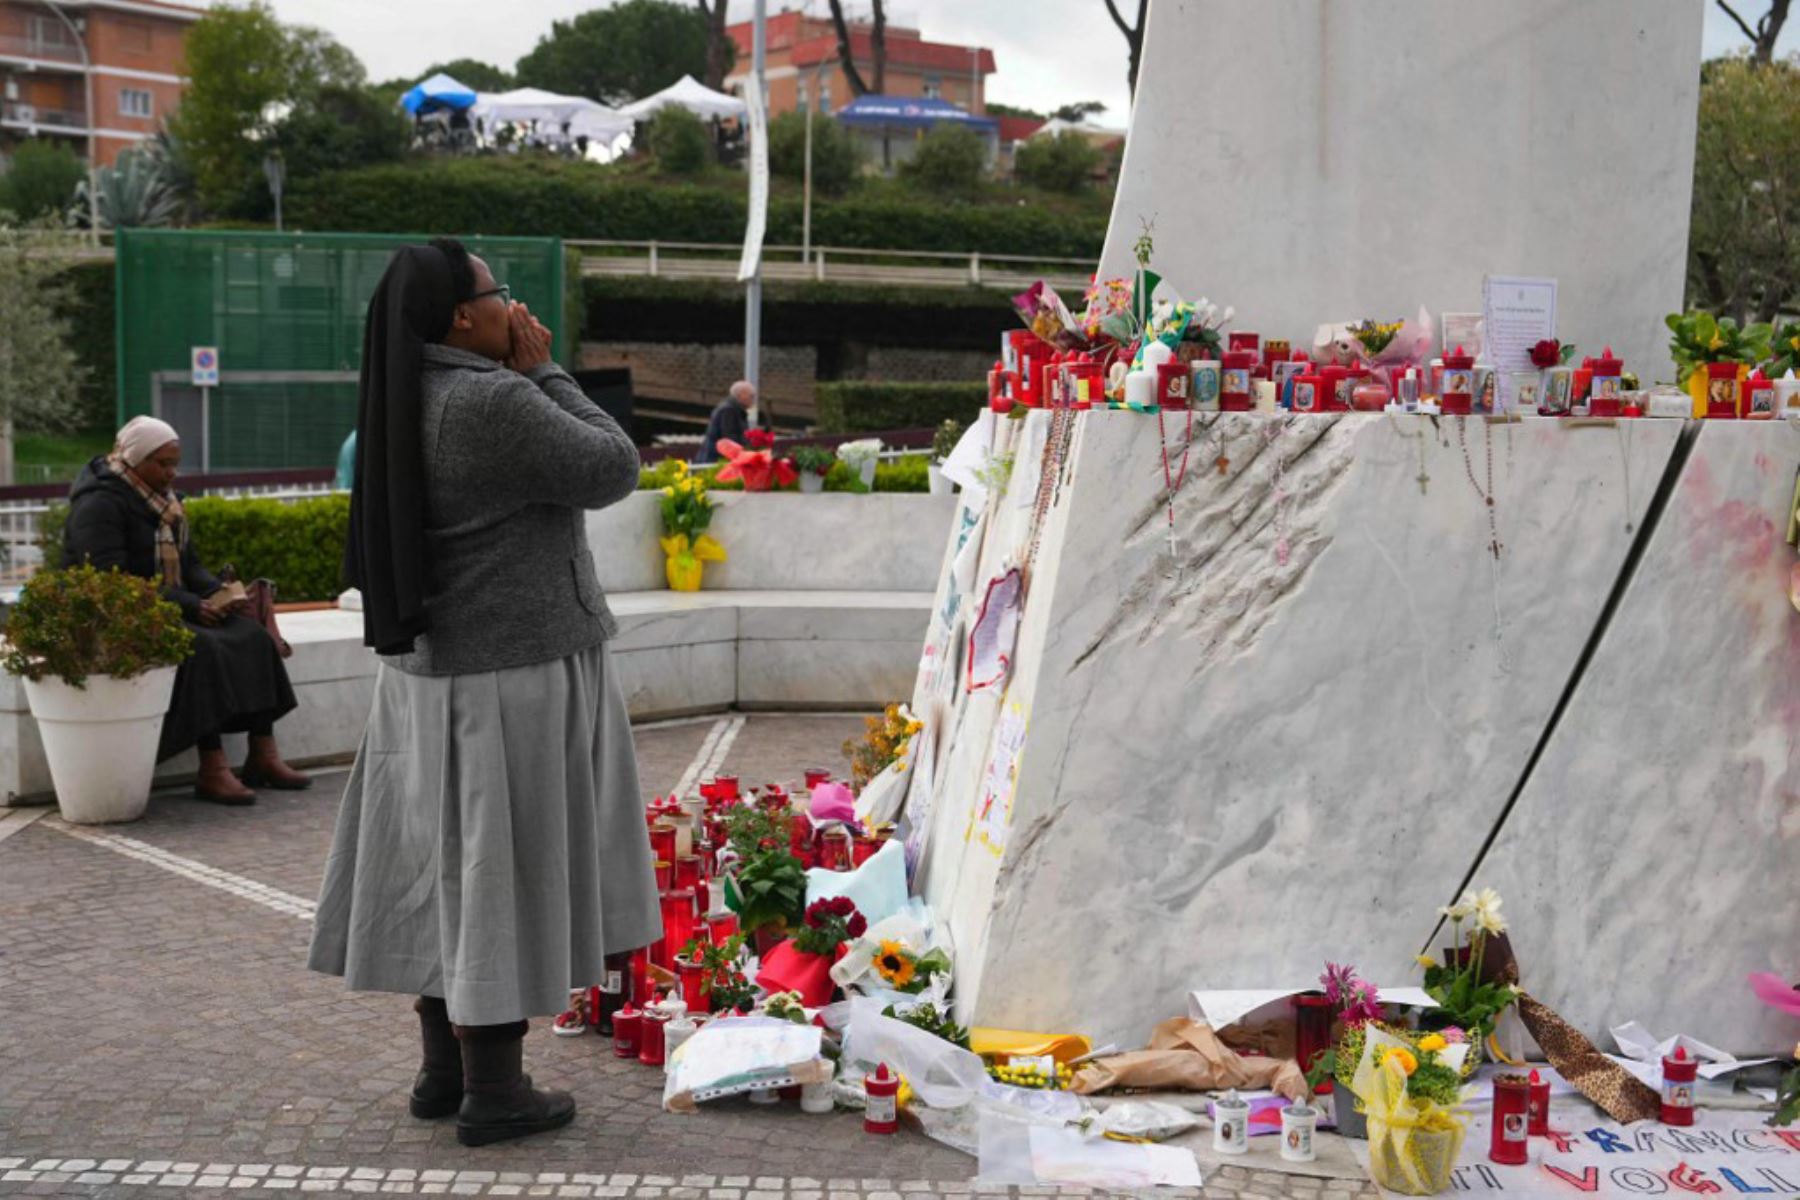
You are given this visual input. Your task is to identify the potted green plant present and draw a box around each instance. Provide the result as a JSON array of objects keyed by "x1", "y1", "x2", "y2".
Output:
[
  {"x1": 722, "y1": 843, "x2": 808, "y2": 957},
  {"x1": 3, "y1": 564, "x2": 193, "y2": 824},
  {"x1": 929, "y1": 419, "x2": 964, "y2": 496},
  {"x1": 1666, "y1": 311, "x2": 1773, "y2": 416},
  {"x1": 790, "y1": 444, "x2": 836, "y2": 495}
]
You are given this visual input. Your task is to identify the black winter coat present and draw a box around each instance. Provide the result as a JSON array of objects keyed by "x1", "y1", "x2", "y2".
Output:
[{"x1": 62, "y1": 457, "x2": 221, "y2": 618}]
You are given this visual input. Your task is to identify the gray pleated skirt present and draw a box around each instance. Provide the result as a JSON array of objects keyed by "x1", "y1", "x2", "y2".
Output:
[{"x1": 307, "y1": 642, "x2": 661, "y2": 1026}]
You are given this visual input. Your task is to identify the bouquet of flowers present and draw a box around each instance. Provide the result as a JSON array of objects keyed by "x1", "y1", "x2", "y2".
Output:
[
  {"x1": 714, "y1": 434, "x2": 797, "y2": 493},
  {"x1": 870, "y1": 938, "x2": 952, "y2": 994},
  {"x1": 658, "y1": 463, "x2": 726, "y2": 591},
  {"x1": 1351, "y1": 319, "x2": 1407, "y2": 359},
  {"x1": 842, "y1": 702, "x2": 923, "y2": 790},
  {"x1": 1420, "y1": 887, "x2": 1518, "y2": 1049},
  {"x1": 1352, "y1": 1026, "x2": 1469, "y2": 1196},
  {"x1": 836, "y1": 438, "x2": 883, "y2": 492},
  {"x1": 790, "y1": 896, "x2": 867, "y2": 957},
  {"x1": 757, "y1": 897, "x2": 864, "y2": 1006}
]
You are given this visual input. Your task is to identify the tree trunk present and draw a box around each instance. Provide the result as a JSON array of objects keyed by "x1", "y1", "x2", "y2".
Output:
[
  {"x1": 697, "y1": 0, "x2": 731, "y2": 90},
  {"x1": 825, "y1": 0, "x2": 871, "y2": 96},
  {"x1": 1716, "y1": 0, "x2": 1792, "y2": 65}
]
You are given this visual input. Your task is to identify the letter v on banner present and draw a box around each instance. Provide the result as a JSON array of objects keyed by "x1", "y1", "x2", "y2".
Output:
[{"x1": 1544, "y1": 1165, "x2": 1601, "y2": 1192}]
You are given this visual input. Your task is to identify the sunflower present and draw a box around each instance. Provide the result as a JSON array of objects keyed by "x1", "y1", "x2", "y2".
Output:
[{"x1": 874, "y1": 939, "x2": 917, "y2": 988}]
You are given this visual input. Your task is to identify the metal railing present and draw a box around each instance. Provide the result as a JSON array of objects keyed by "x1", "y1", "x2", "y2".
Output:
[
  {"x1": 0, "y1": 100, "x2": 86, "y2": 130},
  {"x1": 0, "y1": 32, "x2": 83, "y2": 65},
  {"x1": 569, "y1": 238, "x2": 1095, "y2": 291}
]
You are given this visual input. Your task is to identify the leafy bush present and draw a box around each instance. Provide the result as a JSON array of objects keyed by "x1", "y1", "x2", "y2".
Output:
[
  {"x1": 3, "y1": 564, "x2": 193, "y2": 687},
  {"x1": 648, "y1": 107, "x2": 711, "y2": 175},
  {"x1": 1, "y1": 141, "x2": 85, "y2": 220},
  {"x1": 50, "y1": 259, "x2": 113, "y2": 433},
  {"x1": 768, "y1": 111, "x2": 861, "y2": 194},
  {"x1": 1013, "y1": 131, "x2": 1103, "y2": 193},
  {"x1": 75, "y1": 146, "x2": 183, "y2": 230},
  {"x1": 899, "y1": 124, "x2": 988, "y2": 196},
  {"x1": 814, "y1": 381, "x2": 988, "y2": 434},
  {"x1": 289, "y1": 157, "x2": 1108, "y2": 258},
  {"x1": 44, "y1": 493, "x2": 352, "y2": 604}
]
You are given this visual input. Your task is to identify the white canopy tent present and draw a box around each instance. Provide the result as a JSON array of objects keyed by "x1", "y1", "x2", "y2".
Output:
[
  {"x1": 471, "y1": 87, "x2": 634, "y2": 141},
  {"x1": 618, "y1": 75, "x2": 746, "y2": 122}
]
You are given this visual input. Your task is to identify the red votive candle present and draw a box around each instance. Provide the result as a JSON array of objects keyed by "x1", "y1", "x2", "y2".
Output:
[
  {"x1": 1291, "y1": 992, "x2": 1335, "y2": 1094},
  {"x1": 676, "y1": 955, "x2": 711, "y2": 1015},
  {"x1": 653, "y1": 859, "x2": 672, "y2": 891},
  {"x1": 852, "y1": 834, "x2": 881, "y2": 867},
  {"x1": 715, "y1": 774, "x2": 740, "y2": 800},
  {"x1": 1228, "y1": 331, "x2": 1261, "y2": 355},
  {"x1": 674, "y1": 854, "x2": 702, "y2": 893},
  {"x1": 1442, "y1": 347, "x2": 1475, "y2": 416},
  {"x1": 638, "y1": 1002, "x2": 668, "y2": 1067},
  {"x1": 818, "y1": 830, "x2": 853, "y2": 872},
  {"x1": 612, "y1": 1002, "x2": 641, "y2": 1058},
  {"x1": 1490, "y1": 1074, "x2": 1530, "y2": 1165},
  {"x1": 1527, "y1": 1068, "x2": 1551, "y2": 1136},
  {"x1": 804, "y1": 768, "x2": 832, "y2": 789},
  {"x1": 648, "y1": 823, "x2": 677, "y2": 867},
  {"x1": 659, "y1": 889, "x2": 696, "y2": 966},
  {"x1": 631, "y1": 946, "x2": 654, "y2": 1005},
  {"x1": 705, "y1": 909, "x2": 739, "y2": 944},
  {"x1": 1661, "y1": 1046, "x2": 1698, "y2": 1126},
  {"x1": 1588, "y1": 348, "x2": 1624, "y2": 417},
  {"x1": 1221, "y1": 352, "x2": 1256, "y2": 412}
]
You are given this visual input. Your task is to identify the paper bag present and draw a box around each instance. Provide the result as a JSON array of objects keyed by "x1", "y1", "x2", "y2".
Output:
[{"x1": 1070, "y1": 1018, "x2": 1308, "y2": 1103}]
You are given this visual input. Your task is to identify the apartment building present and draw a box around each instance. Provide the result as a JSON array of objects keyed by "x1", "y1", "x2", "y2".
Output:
[
  {"x1": 0, "y1": 0, "x2": 199, "y2": 166},
  {"x1": 724, "y1": 10, "x2": 995, "y2": 120}
]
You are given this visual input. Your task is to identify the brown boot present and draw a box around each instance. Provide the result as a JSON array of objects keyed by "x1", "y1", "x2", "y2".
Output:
[
  {"x1": 410, "y1": 996, "x2": 464, "y2": 1119},
  {"x1": 195, "y1": 748, "x2": 255, "y2": 806},
  {"x1": 454, "y1": 1021, "x2": 575, "y2": 1147},
  {"x1": 241, "y1": 735, "x2": 311, "y2": 791}
]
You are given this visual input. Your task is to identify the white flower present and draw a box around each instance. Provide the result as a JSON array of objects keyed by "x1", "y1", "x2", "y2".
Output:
[
  {"x1": 837, "y1": 438, "x2": 884, "y2": 470},
  {"x1": 1473, "y1": 887, "x2": 1507, "y2": 936},
  {"x1": 1221, "y1": 305, "x2": 1236, "y2": 324},
  {"x1": 1440, "y1": 891, "x2": 1477, "y2": 922}
]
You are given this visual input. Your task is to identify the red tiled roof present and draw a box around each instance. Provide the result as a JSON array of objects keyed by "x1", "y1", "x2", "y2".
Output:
[
  {"x1": 791, "y1": 32, "x2": 993, "y2": 74},
  {"x1": 997, "y1": 115, "x2": 1046, "y2": 144}
]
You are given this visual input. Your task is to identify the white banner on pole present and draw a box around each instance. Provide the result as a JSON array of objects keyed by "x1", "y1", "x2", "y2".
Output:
[{"x1": 737, "y1": 82, "x2": 769, "y2": 283}]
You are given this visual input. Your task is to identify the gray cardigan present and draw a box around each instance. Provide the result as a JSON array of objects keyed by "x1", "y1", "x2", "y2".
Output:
[{"x1": 384, "y1": 344, "x2": 640, "y2": 677}]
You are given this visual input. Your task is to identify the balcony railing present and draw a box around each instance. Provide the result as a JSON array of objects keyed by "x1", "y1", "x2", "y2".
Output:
[
  {"x1": 0, "y1": 32, "x2": 82, "y2": 65},
  {"x1": 1, "y1": 100, "x2": 86, "y2": 130}
]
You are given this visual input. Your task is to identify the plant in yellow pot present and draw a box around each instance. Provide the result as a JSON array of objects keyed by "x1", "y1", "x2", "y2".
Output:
[
  {"x1": 1667, "y1": 311, "x2": 1772, "y2": 417},
  {"x1": 657, "y1": 462, "x2": 725, "y2": 592}
]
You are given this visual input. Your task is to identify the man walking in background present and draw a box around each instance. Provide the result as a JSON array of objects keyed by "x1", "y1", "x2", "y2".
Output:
[{"x1": 697, "y1": 380, "x2": 755, "y2": 463}]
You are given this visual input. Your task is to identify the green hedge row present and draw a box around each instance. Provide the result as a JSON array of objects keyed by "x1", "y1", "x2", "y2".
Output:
[
  {"x1": 289, "y1": 158, "x2": 1108, "y2": 259},
  {"x1": 815, "y1": 381, "x2": 988, "y2": 434},
  {"x1": 40, "y1": 493, "x2": 351, "y2": 604},
  {"x1": 583, "y1": 275, "x2": 1015, "y2": 352}
]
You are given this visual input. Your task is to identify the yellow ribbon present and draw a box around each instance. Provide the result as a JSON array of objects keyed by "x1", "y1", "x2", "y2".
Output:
[{"x1": 660, "y1": 533, "x2": 727, "y2": 563}]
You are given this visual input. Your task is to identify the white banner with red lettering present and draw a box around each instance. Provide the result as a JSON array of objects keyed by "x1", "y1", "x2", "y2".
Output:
[{"x1": 1362, "y1": 1108, "x2": 1800, "y2": 1196}]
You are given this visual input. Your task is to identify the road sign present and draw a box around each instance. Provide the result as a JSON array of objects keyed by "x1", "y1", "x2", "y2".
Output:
[{"x1": 191, "y1": 346, "x2": 220, "y2": 388}]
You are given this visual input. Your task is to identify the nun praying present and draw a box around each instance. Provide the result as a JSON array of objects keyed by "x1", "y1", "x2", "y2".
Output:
[{"x1": 308, "y1": 239, "x2": 660, "y2": 1148}]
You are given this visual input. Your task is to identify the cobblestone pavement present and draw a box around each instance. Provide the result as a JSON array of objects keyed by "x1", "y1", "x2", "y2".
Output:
[{"x1": 0, "y1": 713, "x2": 1377, "y2": 1200}]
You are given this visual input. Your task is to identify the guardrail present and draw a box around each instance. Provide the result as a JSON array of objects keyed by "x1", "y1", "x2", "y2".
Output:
[{"x1": 570, "y1": 238, "x2": 1095, "y2": 291}]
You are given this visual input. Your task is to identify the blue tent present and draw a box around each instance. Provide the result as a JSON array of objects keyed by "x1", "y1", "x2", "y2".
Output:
[
  {"x1": 833, "y1": 94, "x2": 998, "y2": 133},
  {"x1": 401, "y1": 72, "x2": 479, "y2": 117}
]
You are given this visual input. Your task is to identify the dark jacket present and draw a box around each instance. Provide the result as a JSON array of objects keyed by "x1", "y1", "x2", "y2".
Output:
[
  {"x1": 697, "y1": 398, "x2": 749, "y2": 464},
  {"x1": 382, "y1": 345, "x2": 641, "y2": 678},
  {"x1": 62, "y1": 458, "x2": 221, "y2": 621}
]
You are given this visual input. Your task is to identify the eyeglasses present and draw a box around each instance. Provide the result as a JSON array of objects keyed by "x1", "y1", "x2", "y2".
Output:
[{"x1": 468, "y1": 284, "x2": 512, "y2": 306}]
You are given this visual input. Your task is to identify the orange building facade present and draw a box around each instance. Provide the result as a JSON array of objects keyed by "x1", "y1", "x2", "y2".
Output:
[
  {"x1": 0, "y1": 0, "x2": 198, "y2": 167},
  {"x1": 724, "y1": 11, "x2": 994, "y2": 120}
]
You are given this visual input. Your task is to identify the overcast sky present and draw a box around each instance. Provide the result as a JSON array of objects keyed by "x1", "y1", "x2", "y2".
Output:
[{"x1": 266, "y1": 0, "x2": 1798, "y2": 120}]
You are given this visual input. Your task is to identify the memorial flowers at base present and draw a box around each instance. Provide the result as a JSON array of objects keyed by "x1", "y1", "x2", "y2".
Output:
[
  {"x1": 755, "y1": 896, "x2": 865, "y2": 1007},
  {"x1": 1421, "y1": 886, "x2": 1518, "y2": 1056},
  {"x1": 843, "y1": 703, "x2": 924, "y2": 790},
  {"x1": 1351, "y1": 1026, "x2": 1469, "y2": 1196},
  {"x1": 658, "y1": 463, "x2": 725, "y2": 592}
]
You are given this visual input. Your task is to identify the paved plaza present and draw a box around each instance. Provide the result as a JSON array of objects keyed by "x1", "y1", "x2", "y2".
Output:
[{"x1": 0, "y1": 714, "x2": 1375, "y2": 1200}]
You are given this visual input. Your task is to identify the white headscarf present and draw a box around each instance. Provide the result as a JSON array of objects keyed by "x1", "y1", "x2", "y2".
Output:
[{"x1": 113, "y1": 416, "x2": 180, "y2": 469}]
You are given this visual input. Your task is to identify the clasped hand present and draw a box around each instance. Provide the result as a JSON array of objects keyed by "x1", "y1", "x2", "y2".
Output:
[{"x1": 504, "y1": 301, "x2": 554, "y2": 374}]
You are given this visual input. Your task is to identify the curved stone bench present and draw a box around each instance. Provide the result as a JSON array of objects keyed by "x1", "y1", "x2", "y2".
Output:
[{"x1": 0, "y1": 492, "x2": 955, "y2": 803}]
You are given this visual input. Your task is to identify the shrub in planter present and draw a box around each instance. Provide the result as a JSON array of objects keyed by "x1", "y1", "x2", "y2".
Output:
[
  {"x1": 3, "y1": 565, "x2": 194, "y2": 824},
  {"x1": 791, "y1": 444, "x2": 835, "y2": 494}
]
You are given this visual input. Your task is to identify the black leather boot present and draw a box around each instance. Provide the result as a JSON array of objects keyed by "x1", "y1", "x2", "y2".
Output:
[
  {"x1": 409, "y1": 996, "x2": 463, "y2": 1119},
  {"x1": 454, "y1": 1020, "x2": 575, "y2": 1147}
]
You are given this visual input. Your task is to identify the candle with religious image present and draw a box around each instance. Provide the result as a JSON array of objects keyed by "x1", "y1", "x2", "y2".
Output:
[
  {"x1": 1527, "y1": 1068, "x2": 1551, "y2": 1136},
  {"x1": 1661, "y1": 1046, "x2": 1698, "y2": 1126},
  {"x1": 1441, "y1": 347, "x2": 1475, "y2": 416},
  {"x1": 1221, "y1": 352, "x2": 1256, "y2": 412},
  {"x1": 1490, "y1": 1074, "x2": 1530, "y2": 1164},
  {"x1": 1191, "y1": 360, "x2": 1222, "y2": 411},
  {"x1": 1588, "y1": 347, "x2": 1625, "y2": 417},
  {"x1": 1742, "y1": 368, "x2": 1778, "y2": 420}
]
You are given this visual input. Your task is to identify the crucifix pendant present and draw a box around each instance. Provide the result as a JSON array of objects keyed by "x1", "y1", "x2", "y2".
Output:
[{"x1": 1215, "y1": 454, "x2": 1230, "y2": 475}]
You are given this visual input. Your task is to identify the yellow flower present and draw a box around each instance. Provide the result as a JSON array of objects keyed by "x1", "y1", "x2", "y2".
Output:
[
  {"x1": 1418, "y1": 1034, "x2": 1447, "y2": 1053},
  {"x1": 874, "y1": 940, "x2": 917, "y2": 988},
  {"x1": 1416, "y1": 954, "x2": 1439, "y2": 970},
  {"x1": 672, "y1": 460, "x2": 690, "y2": 478},
  {"x1": 662, "y1": 486, "x2": 675, "y2": 498},
  {"x1": 1388, "y1": 1047, "x2": 1418, "y2": 1075}
]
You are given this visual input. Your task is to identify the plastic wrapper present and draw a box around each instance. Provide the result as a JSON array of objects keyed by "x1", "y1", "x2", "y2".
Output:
[
  {"x1": 1012, "y1": 280, "x2": 1084, "y2": 349},
  {"x1": 977, "y1": 1112, "x2": 1202, "y2": 1187},
  {"x1": 805, "y1": 837, "x2": 906, "y2": 927},
  {"x1": 1079, "y1": 1100, "x2": 1201, "y2": 1142},
  {"x1": 661, "y1": 1015, "x2": 828, "y2": 1113}
]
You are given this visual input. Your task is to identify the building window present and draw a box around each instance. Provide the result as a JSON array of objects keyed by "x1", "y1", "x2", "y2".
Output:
[
  {"x1": 26, "y1": 15, "x2": 76, "y2": 53},
  {"x1": 923, "y1": 73, "x2": 942, "y2": 99},
  {"x1": 118, "y1": 20, "x2": 152, "y2": 53},
  {"x1": 119, "y1": 88, "x2": 152, "y2": 118}
]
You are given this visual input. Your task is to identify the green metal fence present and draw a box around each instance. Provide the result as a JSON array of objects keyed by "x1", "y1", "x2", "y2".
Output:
[{"x1": 115, "y1": 229, "x2": 566, "y2": 471}]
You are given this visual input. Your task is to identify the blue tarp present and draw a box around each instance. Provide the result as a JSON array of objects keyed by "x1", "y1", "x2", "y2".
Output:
[
  {"x1": 402, "y1": 72, "x2": 479, "y2": 116},
  {"x1": 833, "y1": 94, "x2": 997, "y2": 132}
]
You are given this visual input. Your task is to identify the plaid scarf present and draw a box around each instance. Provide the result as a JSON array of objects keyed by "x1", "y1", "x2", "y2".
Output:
[{"x1": 107, "y1": 453, "x2": 186, "y2": 589}]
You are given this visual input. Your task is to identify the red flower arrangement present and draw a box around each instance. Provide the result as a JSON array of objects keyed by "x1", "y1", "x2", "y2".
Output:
[
  {"x1": 713, "y1": 438, "x2": 797, "y2": 492},
  {"x1": 745, "y1": 428, "x2": 777, "y2": 450},
  {"x1": 791, "y1": 896, "x2": 866, "y2": 955}
]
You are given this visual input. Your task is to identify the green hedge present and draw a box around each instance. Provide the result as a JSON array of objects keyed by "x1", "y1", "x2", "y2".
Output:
[
  {"x1": 51, "y1": 259, "x2": 116, "y2": 433},
  {"x1": 289, "y1": 157, "x2": 1107, "y2": 259},
  {"x1": 638, "y1": 451, "x2": 931, "y2": 493},
  {"x1": 815, "y1": 381, "x2": 988, "y2": 434},
  {"x1": 40, "y1": 493, "x2": 351, "y2": 604}
]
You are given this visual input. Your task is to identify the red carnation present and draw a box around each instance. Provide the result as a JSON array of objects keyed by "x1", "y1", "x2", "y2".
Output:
[
  {"x1": 847, "y1": 913, "x2": 867, "y2": 938},
  {"x1": 1529, "y1": 339, "x2": 1562, "y2": 370},
  {"x1": 746, "y1": 428, "x2": 776, "y2": 450}
]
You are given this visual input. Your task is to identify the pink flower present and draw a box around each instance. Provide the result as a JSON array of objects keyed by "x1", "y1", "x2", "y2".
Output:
[
  {"x1": 1750, "y1": 972, "x2": 1800, "y2": 1018},
  {"x1": 1342, "y1": 982, "x2": 1384, "y2": 1029},
  {"x1": 1441, "y1": 1026, "x2": 1467, "y2": 1045},
  {"x1": 1321, "y1": 962, "x2": 1359, "y2": 1006}
]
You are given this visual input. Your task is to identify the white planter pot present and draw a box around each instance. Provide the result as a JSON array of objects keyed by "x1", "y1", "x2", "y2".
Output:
[
  {"x1": 22, "y1": 666, "x2": 178, "y2": 824},
  {"x1": 927, "y1": 463, "x2": 952, "y2": 495},
  {"x1": 799, "y1": 470, "x2": 825, "y2": 494}
]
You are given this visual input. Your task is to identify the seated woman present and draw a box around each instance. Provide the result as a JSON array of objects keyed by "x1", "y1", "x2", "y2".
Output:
[{"x1": 61, "y1": 416, "x2": 311, "y2": 804}]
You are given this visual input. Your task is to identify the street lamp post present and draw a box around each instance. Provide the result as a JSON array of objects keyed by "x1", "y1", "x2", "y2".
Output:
[
  {"x1": 263, "y1": 153, "x2": 286, "y2": 233},
  {"x1": 743, "y1": 0, "x2": 766, "y2": 400},
  {"x1": 39, "y1": 0, "x2": 98, "y2": 246}
]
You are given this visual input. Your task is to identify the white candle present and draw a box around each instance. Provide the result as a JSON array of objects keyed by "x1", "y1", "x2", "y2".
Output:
[{"x1": 1124, "y1": 370, "x2": 1155, "y2": 409}]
